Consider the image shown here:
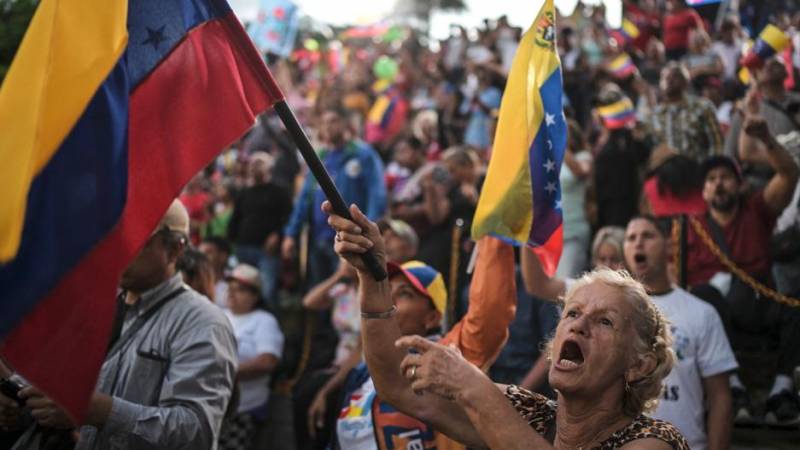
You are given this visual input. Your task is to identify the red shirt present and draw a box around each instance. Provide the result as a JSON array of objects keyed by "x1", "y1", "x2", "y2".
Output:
[
  {"x1": 663, "y1": 9, "x2": 705, "y2": 51},
  {"x1": 643, "y1": 177, "x2": 706, "y2": 217},
  {"x1": 686, "y1": 192, "x2": 777, "y2": 286},
  {"x1": 625, "y1": 3, "x2": 661, "y2": 52}
]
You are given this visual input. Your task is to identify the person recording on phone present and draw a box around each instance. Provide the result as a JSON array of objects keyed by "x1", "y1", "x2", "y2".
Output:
[{"x1": 390, "y1": 146, "x2": 479, "y2": 280}]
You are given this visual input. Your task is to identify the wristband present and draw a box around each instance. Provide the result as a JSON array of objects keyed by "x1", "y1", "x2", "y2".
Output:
[{"x1": 361, "y1": 305, "x2": 397, "y2": 319}]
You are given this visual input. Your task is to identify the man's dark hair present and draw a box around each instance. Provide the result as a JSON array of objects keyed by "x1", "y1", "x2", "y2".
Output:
[
  {"x1": 656, "y1": 154, "x2": 702, "y2": 198},
  {"x1": 177, "y1": 248, "x2": 213, "y2": 281},
  {"x1": 203, "y1": 236, "x2": 232, "y2": 256},
  {"x1": 629, "y1": 215, "x2": 672, "y2": 238}
]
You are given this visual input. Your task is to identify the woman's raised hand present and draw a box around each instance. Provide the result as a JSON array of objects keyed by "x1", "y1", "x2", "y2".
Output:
[{"x1": 395, "y1": 336, "x2": 484, "y2": 401}]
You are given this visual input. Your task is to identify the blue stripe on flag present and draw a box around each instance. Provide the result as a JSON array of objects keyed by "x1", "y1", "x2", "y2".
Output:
[
  {"x1": 0, "y1": 59, "x2": 129, "y2": 336},
  {"x1": 528, "y1": 68, "x2": 567, "y2": 246},
  {"x1": 127, "y1": 0, "x2": 231, "y2": 88}
]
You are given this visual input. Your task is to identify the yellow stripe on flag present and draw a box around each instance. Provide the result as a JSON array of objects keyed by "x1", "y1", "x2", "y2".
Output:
[
  {"x1": 0, "y1": 0, "x2": 128, "y2": 262},
  {"x1": 597, "y1": 98, "x2": 634, "y2": 117},
  {"x1": 471, "y1": 0, "x2": 561, "y2": 244},
  {"x1": 760, "y1": 24, "x2": 789, "y2": 52},
  {"x1": 622, "y1": 19, "x2": 640, "y2": 39}
]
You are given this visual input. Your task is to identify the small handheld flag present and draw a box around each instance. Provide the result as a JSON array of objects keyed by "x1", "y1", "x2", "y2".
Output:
[
  {"x1": 610, "y1": 19, "x2": 640, "y2": 46},
  {"x1": 597, "y1": 97, "x2": 636, "y2": 130},
  {"x1": 607, "y1": 53, "x2": 637, "y2": 79},
  {"x1": 740, "y1": 24, "x2": 790, "y2": 70}
]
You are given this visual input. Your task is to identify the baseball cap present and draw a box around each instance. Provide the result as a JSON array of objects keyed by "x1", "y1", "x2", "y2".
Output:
[
  {"x1": 226, "y1": 264, "x2": 262, "y2": 293},
  {"x1": 387, "y1": 260, "x2": 447, "y2": 314},
  {"x1": 154, "y1": 199, "x2": 190, "y2": 237},
  {"x1": 381, "y1": 219, "x2": 419, "y2": 250},
  {"x1": 701, "y1": 155, "x2": 742, "y2": 181},
  {"x1": 249, "y1": 151, "x2": 274, "y2": 168}
]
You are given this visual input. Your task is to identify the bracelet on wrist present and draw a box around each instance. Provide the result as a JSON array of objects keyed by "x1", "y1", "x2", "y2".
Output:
[{"x1": 361, "y1": 305, "x2": 397, "y2": 319}]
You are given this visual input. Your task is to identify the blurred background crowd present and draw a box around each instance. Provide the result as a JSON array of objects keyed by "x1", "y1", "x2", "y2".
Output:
[{"x1": 135, "y1": 0, "x2": 800, "y2": 448}]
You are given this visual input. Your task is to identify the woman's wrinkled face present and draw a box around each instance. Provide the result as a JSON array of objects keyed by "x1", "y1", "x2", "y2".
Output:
[{"x1": 548, "y1": 283, "x2": 636, "y2": 397}]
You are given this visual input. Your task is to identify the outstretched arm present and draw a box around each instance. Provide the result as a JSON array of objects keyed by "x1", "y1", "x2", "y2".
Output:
[
  {"x1": 520, "y1": 247, "x2": 567, "y2": 302},
  {"x1": 322, "y1": 201, "x2": 483, "y2": 447},
  {"x1": 441, "y1": 236, "x2": 516, "y2": 370},
  {"x1": 741, "y1": 115, "x2": 799, "y2": 215}
]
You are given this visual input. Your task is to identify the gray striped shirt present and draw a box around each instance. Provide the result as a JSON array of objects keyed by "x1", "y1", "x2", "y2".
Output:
[{"x1": 76, "y1": 274, "x2": 237, "y2": 450}]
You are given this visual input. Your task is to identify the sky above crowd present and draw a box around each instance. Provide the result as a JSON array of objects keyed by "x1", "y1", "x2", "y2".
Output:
[{"x1": 229, "y1": 0, "x2": 623, "y2": 39}]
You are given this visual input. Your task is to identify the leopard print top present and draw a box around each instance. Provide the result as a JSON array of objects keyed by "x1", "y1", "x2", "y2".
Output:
[{"x1": 505, "y1": 385, "x2": 690, "y2": 450}]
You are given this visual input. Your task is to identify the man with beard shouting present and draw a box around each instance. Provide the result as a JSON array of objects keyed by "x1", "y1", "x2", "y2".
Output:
[{"x1": 685, "y1": 108, "x2": 800, "y2": 425}]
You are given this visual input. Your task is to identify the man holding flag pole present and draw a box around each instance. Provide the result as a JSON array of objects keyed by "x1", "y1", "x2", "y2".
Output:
[{"x1": 0, "y1": 0, "x2": 384, "y2": 448}]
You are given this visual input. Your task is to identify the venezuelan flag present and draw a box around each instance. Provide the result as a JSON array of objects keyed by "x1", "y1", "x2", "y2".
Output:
[
  {"x1": 597, "y1": 97, "x2": 636, "y2": 129},
  {"x1": 607, "y1": 53, "x2": 637, "y2": 79},
  {"x1": 739, "y1": 25, "x2": 790, "y2": 84},
  {"x1": 741, "y1": 24, "x2": 790, "y2": 69},
  {"x1": 0, "y1": 0, "x2": 282, "y2": 420},
  {"x1": 472, "y1": 0, "x2": 566, "y2": 276},
  {"x1": 621, "y1": 19, "x2": 640, "y2": 41},
  {"x1": 610, "y1": 19, "x2": 639, "y2": 46}
]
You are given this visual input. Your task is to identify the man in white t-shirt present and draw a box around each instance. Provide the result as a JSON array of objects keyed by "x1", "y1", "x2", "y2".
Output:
[{"x1": 625, "y1": 216, "x2": 737, "y2": 450}]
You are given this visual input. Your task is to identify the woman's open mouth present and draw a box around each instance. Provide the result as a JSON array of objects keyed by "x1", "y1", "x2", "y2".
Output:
[{"x1": 556, "y1": 339, "x2": 585, "y2": 370}]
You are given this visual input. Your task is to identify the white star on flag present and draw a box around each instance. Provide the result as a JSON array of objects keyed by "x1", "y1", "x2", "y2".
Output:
[
  {"x1": 545, "y1": 112, "x2": 555, "y2": 126},
  {"x1": 544, "y1": 159, "x2": 556, "y2": 172},
  {"x1": 555, "y1": 200, "x2": 562, "y2": 210},
  {"x1": 545, "y1": 182, "x2": 557, "y2": 194},
  {"x1": 547, "y1": 139, "x2": 553, "y2": 150}
]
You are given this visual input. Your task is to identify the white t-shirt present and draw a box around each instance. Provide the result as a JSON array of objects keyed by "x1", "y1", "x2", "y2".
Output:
[
  {"x1": 214, "y1": 280, "x2": 229, "y2": 309},
  {"x1": 337, "y1": 377, "x2": 378, "y2": 450},
  {"x1": 224, "y1": 309, "x2": 284, "y2": 413},
  {"x1": 649, "y1": 287, "x2": 738, "y2": 450}
]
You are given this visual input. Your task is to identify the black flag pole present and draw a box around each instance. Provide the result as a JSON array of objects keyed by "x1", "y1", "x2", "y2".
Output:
[{"x1": 272, "y1": 100, "x2": 388, "y2": 281}]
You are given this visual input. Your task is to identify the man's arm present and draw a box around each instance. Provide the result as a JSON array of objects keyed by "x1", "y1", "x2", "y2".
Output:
[
  {"x1": 519, "y1": 247, "x2": 566, "y2": 302},
  {"x1": 441, "y1": 236, "x2": 516, "y2": 370},
  {"x1": 703, "y1": 373, "x2": 732, "y2": 450},
  {"x1": 283, "y1": 174, "x2": 313, "y2": 239},
  {"x1": 518, "y1": 354, "x2": 549, "y2": 392},
  {"x1": 87, "y1": 323, "x2": 238, "y2": 449},
  {"x1": 744, "y1": 116, "x2": 800, "y2": 214}
]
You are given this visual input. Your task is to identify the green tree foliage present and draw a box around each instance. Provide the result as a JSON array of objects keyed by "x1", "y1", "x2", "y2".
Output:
[{"x1": 0, "y1": 0, "x2": 38, "y2": 84}]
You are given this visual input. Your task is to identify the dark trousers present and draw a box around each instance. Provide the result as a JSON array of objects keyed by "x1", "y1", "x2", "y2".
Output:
[{"x1": 691, "y1": 282, "x2": 800, "y2": 376}]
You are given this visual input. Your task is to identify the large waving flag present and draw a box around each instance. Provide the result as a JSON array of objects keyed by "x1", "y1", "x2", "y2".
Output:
[
  {"x1": 471, "y1": 0, "x2": 566, "y2": 276},
  {"x1": 0, "y1": 0, "x2": 283, "y2": 420}
]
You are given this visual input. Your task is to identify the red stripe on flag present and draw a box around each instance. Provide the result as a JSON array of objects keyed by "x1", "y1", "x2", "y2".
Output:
[
  {"x1": 531, "y1": 224, "x2": 563, "y2": 277},
  {"x1": 1, "y1": 13, "x2": 279, "y2": 421}
]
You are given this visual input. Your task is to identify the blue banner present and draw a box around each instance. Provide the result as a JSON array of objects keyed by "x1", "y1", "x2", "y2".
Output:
[{"x1": 247, "y1": 0, "x2": 299, "y2": 57}]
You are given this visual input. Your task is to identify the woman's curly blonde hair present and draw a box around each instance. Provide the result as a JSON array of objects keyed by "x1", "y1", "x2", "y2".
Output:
[{"x1": 548, "y1": 269, "x2": 675, "y2": 418}]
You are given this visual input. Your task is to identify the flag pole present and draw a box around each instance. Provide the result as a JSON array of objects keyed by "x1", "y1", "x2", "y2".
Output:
[{"x1": 272, "y1": 100, "x2": 388, "y2": 281}]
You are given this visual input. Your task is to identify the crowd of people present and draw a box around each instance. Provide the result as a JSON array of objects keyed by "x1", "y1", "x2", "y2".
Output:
[{"x1": 3, "y1": 0, "x2": 800, "y2": 449}]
